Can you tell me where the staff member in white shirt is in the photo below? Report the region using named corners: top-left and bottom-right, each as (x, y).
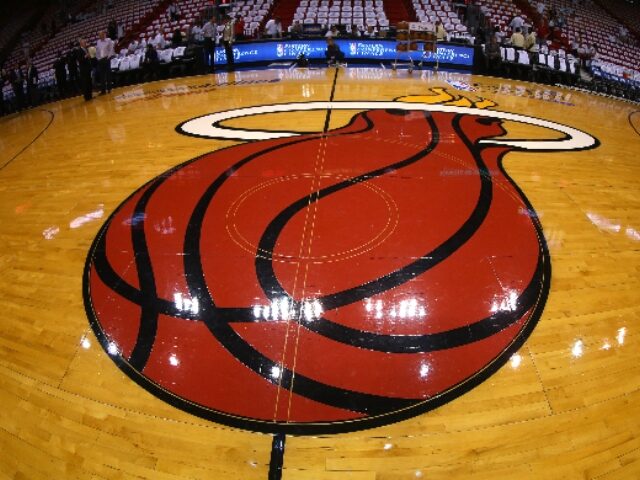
top-left (264, 17), bottom-right (282, 39)
top-left (151, 28), bottom-right (166, 50)
top-left (96, 30), bottom-right (115, 94)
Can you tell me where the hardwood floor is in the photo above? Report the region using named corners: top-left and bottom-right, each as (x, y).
top-left (0, 67), bottom-right (639, 479)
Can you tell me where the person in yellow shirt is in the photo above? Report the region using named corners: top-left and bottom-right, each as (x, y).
top-left (510, 27), bottom-right (525, 48)
top-left (435, 20), bottom-right (447, 41)
top-left (524, 29), bottom-right (537, 51)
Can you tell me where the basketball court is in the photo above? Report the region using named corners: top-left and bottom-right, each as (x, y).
top-left (1, 67), bottom-right (639, 479)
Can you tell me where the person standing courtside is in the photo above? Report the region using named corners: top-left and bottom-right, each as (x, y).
top-left (143, 43), bottom-right (160, 81)
top-left (234, 15), bottom-right (245, 41)
top-left (67, 43), bottom-right (79, 94)
top-left (54, 51), bottom-right (67, 98)
top-left (264, 17), bottom-right (282, 39)
top-left (0, 68), bottom-right (8, 115)
top-left (222, 15), bottom-right (235, 72)
top-left (203, 16), bottom-right (217, 73)
top-left (96, 31), bottom-right (114, 95)
top-left (435, 20), bottom-right (447, 41)
top-left (26, 60), bottom-right (39, 107)
top-left (77, 38), bottom-right (93, 101)
top-left (9, 67), bottom-right (25, 111)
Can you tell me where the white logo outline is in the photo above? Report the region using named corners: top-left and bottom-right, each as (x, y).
top-left (177, 101), bottom-right (598, 152)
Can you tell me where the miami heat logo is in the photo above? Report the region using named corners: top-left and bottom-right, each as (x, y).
top-left (84, 91), bottom-right (598, 436)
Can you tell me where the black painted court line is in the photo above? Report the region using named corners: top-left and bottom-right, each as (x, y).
top-left (323, 66), bottom-right (340, 133)
top-left (0, 109), bottom-right (55, 173)
top-left (267, 67), bottom-right (339, 480)
top-left (268, 433), bottom-right (286, 480)
top-left (628, 111), bottom-right (640, 137)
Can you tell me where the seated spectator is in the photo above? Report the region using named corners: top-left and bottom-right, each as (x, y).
top-left (350, 24), bottom-right (362, 38)
top-left (172, 28), bottom-right (183, 47)
top-left (550, 26), bottom-right (563, 47)
top-left (128, 40), bottom-right (139, 54)
top-left (143, 43), bottom-right (160, 80)
top-left (290, 20), bottom-right (303, 38)
top-left (484, 34), bottom-right (502, 72)
top-left (569, 36), bottom-right (580, 56)
top-left (325, 25), bottom-right (339, 39)
top-left (511, 27), bottom-right (525, 48)
top-left (587, 43), bottom-right (599, 68)
top-left (325, 37), bottom-right (345, 65)
top-left (151, 28), bottom-right (166, 50)
top-left (363, 26), bottom-right (377, 38)
top-left (576, 39), bottom-right (588, 68)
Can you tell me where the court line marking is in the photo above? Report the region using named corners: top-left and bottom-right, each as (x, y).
top-left (628, 111), bottom-right (640, 138)
top-left (0, 109), bottom-right (55, 173)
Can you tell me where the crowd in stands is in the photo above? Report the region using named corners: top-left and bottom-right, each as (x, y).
top-left (450, 0), bottom-right (640, 94)
top-left (1, 0), bottom-right (639, 114)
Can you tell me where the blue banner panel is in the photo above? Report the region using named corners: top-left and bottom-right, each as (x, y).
top-left (214, 40), bottom-right (474, 67)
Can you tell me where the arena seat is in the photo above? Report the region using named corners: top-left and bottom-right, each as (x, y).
top-left (293, 0), bottom-right (390, 31)
top-left (543, 0), bottom-right (640, 77)
top-left (408, 0), bottom-right (470, 39)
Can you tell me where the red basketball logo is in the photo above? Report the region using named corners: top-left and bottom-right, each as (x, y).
top-left (84, 99), bottom-right (598, 434)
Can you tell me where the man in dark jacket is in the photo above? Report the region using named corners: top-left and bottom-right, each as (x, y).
top-left (77, 38), bottom-right (93, 101)
top-left (26, 60), bottom-right (38, 107)
top-left (325, 37), bottom-right (345, 65)
top-left (0, 68), bottom-right (8, 115)
top-left (54, 51), bottom-right (67, 98)
top-left (9, 67), bottom-right (25, 111)
top-left (108, 20), bottom-right (117, 41)
top-left (67, 43), bottom-right (79, 94)
top-left (143, 43), bottom-right (160, 80)
top-left (466, 0), bottom-right (481, 35)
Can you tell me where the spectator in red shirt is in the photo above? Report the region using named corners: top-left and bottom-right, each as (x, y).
top-left (234, 15), bottom-right (245, 40)
top-left (537, 16), bottom-right (549, 43)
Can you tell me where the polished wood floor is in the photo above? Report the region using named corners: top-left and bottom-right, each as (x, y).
top-left (1, 68), bottom-right (639, 479)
